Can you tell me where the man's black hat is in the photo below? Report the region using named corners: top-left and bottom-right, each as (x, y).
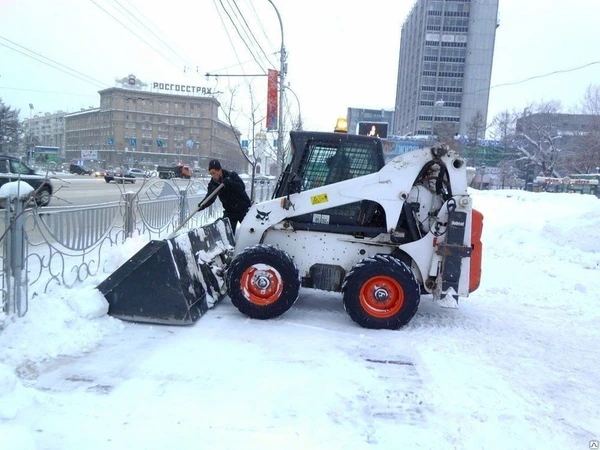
top-left (208, 159), bottom-right (221, 171)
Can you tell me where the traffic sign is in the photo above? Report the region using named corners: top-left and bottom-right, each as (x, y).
top-left (157, 140), bottom-right (164, 148)
top-left (130, 138), bottom-right (137, 148)
top-left (108, 137), bottom-right (114, 145)
top-left (186, 139), bottom-right (194, 149)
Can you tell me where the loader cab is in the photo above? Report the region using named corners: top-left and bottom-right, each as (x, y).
top-left (275, 131), bottom-right (387, 235)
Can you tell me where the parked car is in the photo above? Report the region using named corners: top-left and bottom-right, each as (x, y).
top-left (126, 168), bottom-right (150, 178)
top-left (69, 164), bottom-right (93, 175)
top-left (0, 155), bottom-right (53, 206)
top-left (104, 169), bottom-right (136, 184)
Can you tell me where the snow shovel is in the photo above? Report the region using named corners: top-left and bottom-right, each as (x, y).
top-left (97, 183), bottom-right (237, 325)
top-left (97, 217), bottom-right (235, 325)
top-left (167, 182), bottom-right (224, 239)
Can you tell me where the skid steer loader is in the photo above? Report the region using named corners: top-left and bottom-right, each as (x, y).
top-left (98, 129), bottom-right (483, 330)
top-left (225, 131), bottom-right (483, 329)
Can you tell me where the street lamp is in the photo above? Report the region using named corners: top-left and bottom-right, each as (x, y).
top-left (28, 103), bottom-right (34, 166)
top-left (284, 85), bottom-right (302, 131)
top-left (267, 0), bottom-right (287, 169)
top-left (479, 164), bottom-right (486, 190)
top-left (432, 99), bottom-right (444, 136)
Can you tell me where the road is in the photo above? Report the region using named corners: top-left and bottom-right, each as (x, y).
top-left (47, 174), bottom-right (207, 207)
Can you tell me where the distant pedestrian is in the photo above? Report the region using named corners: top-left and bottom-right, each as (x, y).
top-left (198, 159), bottom-right (251, 234)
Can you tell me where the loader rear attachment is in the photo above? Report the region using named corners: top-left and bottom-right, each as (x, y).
top-left (97, 218), bottom-right (234, 325)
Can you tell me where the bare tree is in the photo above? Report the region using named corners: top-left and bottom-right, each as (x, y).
top-left (488, 109), bottom-right (520, 185)
top-left (467, 110), bottom-right (486, 142)
top-left (490, 109), bottom-right (516, 149)
top-left (581, 84), bottom-right (600, 115)
top-left (218, 83), bottom-right (265, 201)
top-left (566, 84), bottom-right (600, 174)
top-left (514, 100), bottom-right (564, 177)
top-left (0, 98), bottom-right (22, 156)
top-left (433, 122), bottom-right (459, 150)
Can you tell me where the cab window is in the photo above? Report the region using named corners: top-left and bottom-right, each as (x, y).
top-left (9, 160), bottom-right (31, 175)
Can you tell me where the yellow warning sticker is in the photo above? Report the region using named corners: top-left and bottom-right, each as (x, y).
top-left (310, 193), bottom-right (329, 205)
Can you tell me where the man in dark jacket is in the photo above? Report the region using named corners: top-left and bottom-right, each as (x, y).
top-left (198, 159), bottom-right (251, 234)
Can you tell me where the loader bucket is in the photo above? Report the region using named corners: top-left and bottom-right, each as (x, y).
top-left (97, 218), bottom-right (235, 325)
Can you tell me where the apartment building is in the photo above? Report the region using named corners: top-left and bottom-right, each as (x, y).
top-left (64, 81), bottom-right (244, 172)
top-left (394, 0), bottom-right (499, 137)
top-left (24, 111), bottom-right (67, 153)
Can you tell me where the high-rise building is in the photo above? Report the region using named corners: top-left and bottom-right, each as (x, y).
top-left (393, 0), bottom-right (499, 137)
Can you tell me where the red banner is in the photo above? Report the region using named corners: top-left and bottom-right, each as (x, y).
top-left (267, 69), bottom-right (278, 131)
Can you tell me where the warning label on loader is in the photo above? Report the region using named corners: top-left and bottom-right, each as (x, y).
top-left (311, 193), bottom-right (329, 205)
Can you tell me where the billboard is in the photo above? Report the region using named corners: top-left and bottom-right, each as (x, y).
top-left (81, 150), bottom-right (98, 160)
top-left (381, 139), bottom-right (423, 162)
top-left (266, 69), bottom-right (278, 131)
top-left (357, 122), bottom-right (389, 139)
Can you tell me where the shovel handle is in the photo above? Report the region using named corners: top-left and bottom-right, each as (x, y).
top-left (170, 182), bottom-right (225, 236)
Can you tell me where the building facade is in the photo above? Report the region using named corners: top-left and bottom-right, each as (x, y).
top-left (64, 86), bottom-right (244, 172)
top-left (24, 111), bottom-right (67, 154)
top-left (393, 0), bottom-right (499, 137)
top-left (516, 113), bottom-right (599, 138)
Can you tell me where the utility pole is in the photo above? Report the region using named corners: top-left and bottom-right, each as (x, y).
top-left (28, 103), bottom-right (34, 166)
top-left (267, 0), bottom-right (287, 171)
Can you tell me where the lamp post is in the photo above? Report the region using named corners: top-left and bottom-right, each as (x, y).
top-left (479, 164), bottom-right (486, 190)
top-left (267, 0), bottom-right (287, 170)
top-left (284, 85), bottom-right (302, 131)
top-left (432, 99), bottom-right (444, 136)
top-left (28, 103), bottom-right (34, 166)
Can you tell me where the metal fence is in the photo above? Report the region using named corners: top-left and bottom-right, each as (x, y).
top-left (1, 177), bottom-right (275, 319)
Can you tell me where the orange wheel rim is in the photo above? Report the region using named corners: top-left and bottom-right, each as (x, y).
top-left (240, 265), bottom-right (283, 306)
top-left (359, 275), bottom-right (404, 318)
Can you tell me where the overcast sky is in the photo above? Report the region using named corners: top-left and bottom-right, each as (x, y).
top-left (1, 0), bottom-right (600, 138)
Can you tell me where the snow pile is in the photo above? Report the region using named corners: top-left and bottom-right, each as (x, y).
top-left (0, 181), bottom-right (35, 201)
top-left (0, 189), bottom-right (598, 449)
top-left (0, 181), bottom-right (35, 210)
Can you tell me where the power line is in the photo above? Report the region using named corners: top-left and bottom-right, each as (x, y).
top-left (229, 0), bottom-right (276, 69)
top-left (111, 0), bottom-right (191, 68)
top-left (88, 0), bottom-right (183, 73)
top-left (216, 0), bottom-right (266, 74)
top-left (0, 40), bottom-right (105, 88)
top-left (0, 86), bottom-right (97, 97)
top-left (494, 61), bottom-right (600, 89)
top-left (467, 60), bottom-right (600, 97)
top-left (0, 36), bottom-right (106, 87)
top-left (211, 0), bottom-right (248, 78)
top-left (206, 52), bottom-right (278, 75)
top-left (248, 0), bottom-right (275, 51)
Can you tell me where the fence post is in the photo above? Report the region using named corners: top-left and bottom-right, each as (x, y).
top-left (9, 198), bottom-right (28, 316)
top-left (2, 199), bottom-right (13, 316)
top-left (178, 188), bottom-right (187, 227)
top-left (123, 192), bottom-right (136, 239)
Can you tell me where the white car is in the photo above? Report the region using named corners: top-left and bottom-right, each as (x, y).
top-left (126, 168), bottom-right (150, 178)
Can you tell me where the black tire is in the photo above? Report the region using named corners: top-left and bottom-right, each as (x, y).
top-left (35, 186), bottom-right (52, 207)
top-left (226, 245), bottom-right (300, 320)
top-left (342, 254), bottom-right (420, 329)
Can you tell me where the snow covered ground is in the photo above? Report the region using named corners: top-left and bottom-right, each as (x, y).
top-left (0, 189), bottom-right (599, 450)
